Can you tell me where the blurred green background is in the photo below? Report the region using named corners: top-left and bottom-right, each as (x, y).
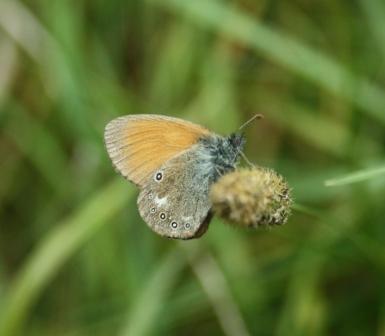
top-left (1, 0), bottom-right (385, 335)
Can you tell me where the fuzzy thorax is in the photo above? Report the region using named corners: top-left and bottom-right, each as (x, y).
top-left (198, 133), bottom-right (245, 181)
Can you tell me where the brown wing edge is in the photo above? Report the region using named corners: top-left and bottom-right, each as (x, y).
top-left (184, 211), bottom-right (213, 240)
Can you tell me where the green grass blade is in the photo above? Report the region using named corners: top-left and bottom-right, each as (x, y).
top-left (0, 179), bottom-right (134, 336)
top-left (360, 0), bottom-right (385, 59)
top-left (0, 39), bottom-right (18, 105)
top-left (149, 0), bottom-right (385, 124)
top-left (180, 242), bottom-right (251, 336)
top-left (4, 104), bottom-right (70, 196)
top-left (119, 248), bottom-right (185, 336)
top-left (325, 164), bottom-right (385, 187)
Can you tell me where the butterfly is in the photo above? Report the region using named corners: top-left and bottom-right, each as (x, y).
top-left (104, 114), bottom-right (245, 239)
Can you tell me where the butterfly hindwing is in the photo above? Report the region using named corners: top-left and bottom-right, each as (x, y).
top-left (104, 114), bottom-right (210, 187)
top-left (137, 146), bottom-right (212, 239)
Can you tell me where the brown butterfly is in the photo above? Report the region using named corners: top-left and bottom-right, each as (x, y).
top-left (104, 114), bottom-right (245, 239)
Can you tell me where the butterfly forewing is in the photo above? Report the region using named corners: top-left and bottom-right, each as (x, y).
top-left (104, 115), bottom-right (210, 187)
top-left (137, 147), bottom-right (212, 239)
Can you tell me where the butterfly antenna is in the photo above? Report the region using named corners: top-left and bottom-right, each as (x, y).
top-left (240, 151), bottom-right (255, 168)
top-left (239, 114), bottom-right (264, 131)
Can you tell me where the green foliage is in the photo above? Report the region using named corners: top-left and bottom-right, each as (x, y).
top-left (1, 0), bottom-right (385, 335)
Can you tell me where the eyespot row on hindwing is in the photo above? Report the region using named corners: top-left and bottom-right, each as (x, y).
top-left (147, 204), bottom-right (191, 231)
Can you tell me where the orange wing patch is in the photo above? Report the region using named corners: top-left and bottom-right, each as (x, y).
top-left (104, 114), bottom-right (210, 187)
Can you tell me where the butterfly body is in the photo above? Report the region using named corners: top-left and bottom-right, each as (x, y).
top-left (104, 114), bottom-right (244, 239)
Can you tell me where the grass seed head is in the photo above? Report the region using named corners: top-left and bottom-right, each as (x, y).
top-left (210, 167), bottom-right (292, 228)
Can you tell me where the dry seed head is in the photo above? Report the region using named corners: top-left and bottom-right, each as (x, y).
top-left (210, 167), bottom-right (292, 228)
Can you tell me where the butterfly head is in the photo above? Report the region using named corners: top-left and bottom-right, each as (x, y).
top-left (228, 132), bottom-right (245, 152)
top-left (224, 132), bottom-right (246, 167)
